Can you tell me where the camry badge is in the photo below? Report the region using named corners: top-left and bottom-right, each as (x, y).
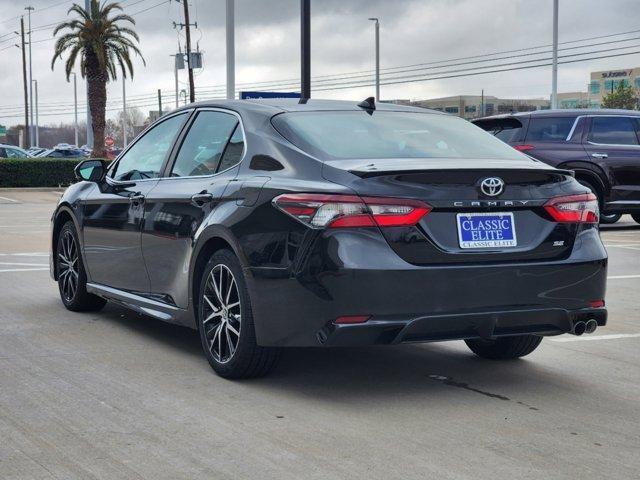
top-left (480, 177), bottom-right (505, 196)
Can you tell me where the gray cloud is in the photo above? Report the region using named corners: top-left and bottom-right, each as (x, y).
top-left (1, 0), bottom-right (640, 126)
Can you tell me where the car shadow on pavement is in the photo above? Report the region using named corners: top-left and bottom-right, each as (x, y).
top-left (96, 304), bottom-right (575, 405)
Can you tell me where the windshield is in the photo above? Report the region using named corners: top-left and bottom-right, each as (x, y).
top-left (272, 111), bottom-right (523, 161)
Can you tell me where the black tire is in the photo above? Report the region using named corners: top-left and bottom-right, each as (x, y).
top-left (599, 213), bottom-right (622, 224)
top-left (631, 213), bottom-right (640, 224)
top-left (197, 249), bottom-right (281, 379)
top-left (465, 335), bottom-right (543, 360)
top-left (576, 179), bottom-right (620, 224)
top-left (56, 221), bottom-right (107, 312)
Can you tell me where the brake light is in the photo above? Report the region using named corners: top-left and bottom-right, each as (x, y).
top-left (514, 144), bottom-right (535, 152)
top-left (273, 193), bottom-right (432, 228)
top-left (544, 193), bottom-right (599, 223)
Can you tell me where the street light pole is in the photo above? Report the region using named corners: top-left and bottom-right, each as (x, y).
top-left (25, 6), bottom-right (34, 146)
top-left (172, 54), bottom-right (179, 108)
top-left (226, 0), bottom-right (235, 100)
top-left (122, 77), bottom-right (127, 147)
top-left (368, 17), bottom-right (380, 101)
top-left (551, 0), bottom-right (559, 109)
top-left (33, 79), bottom-right (39, 147)
top-left (71, 73), bottom-right (78, 147)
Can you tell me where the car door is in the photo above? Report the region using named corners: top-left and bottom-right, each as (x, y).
top-left (81, 111), bottom-right (190, 292)
top-left (583, 115), bottom-right (640, 204)
top-left (141, 109), bottom-right (246, 308)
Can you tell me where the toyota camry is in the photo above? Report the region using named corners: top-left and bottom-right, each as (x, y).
top-left (50, 98), bottom-right (608, 378)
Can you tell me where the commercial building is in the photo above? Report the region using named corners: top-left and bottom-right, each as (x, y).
top-left (386, 95), bottom-right (550, 119)
top-left (557, 67), bottom-right (640, 109)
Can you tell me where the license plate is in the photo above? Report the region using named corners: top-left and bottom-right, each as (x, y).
top-left (456, 212), bottom-right (517, 249)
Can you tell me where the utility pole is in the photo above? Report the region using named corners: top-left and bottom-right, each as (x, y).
top-left (85, 0), bottom-right (93, 150)
top-left (20, 17), bottom-right (29, 149)
top-left (368, 18), bottom-right (380, 101)
top-left (33, 79), bottom-right (39, 147)
top-left (551, 0), bottom-right (559, 109)
top-left (25, 6), bottom-right (34, 146)
top-left (71, 72), bottom-right (78, 146)
top-left (180, 0), bottom-right (195, 103)
top-left (158, 89), bottom-right (163, 116)
top-left (122, 78), bottom-right (127, 147)
top-left (481, 89), bottom-right (485, 117)
top-left (226, 0), bottom-right (235, 100)
top-left (300, 0), bottom-right (311, 99)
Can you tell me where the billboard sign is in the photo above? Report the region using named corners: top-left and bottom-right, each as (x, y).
top-left (240, 91), bottom-right (301, 100)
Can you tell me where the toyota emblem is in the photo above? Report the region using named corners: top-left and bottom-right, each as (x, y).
top-left (480, 177), bottom-right (505, 196)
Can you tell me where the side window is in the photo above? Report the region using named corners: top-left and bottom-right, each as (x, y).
top-left (170, 111), bottom-right (239, 177)
top-left (218, 124), bottom-right (245, 171)
top-left (525, 117), bottom-right (576, 142)
top-left (5, 148), bottom-right (22, 158)
top-left (589, 117), bottom-right (639, 146)
top-left (111, 113), bottom-right (188, 181)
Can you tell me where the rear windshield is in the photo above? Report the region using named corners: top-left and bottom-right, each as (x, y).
top-left (272, 111), bottom-right (523, 161)
top-left (473, 117), bottom-right (524, 143)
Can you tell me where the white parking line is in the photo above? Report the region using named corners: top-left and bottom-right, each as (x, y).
top-left (0, 196), bottom-right (18, 203)
top-left (0, 262), bottom-right (49, 267)
top-left (0, 268), bottom-right (49, 273)
top-left (552, 333), bottom-right (640, 343)
top-left (608, 275), bottom-right (640, 279)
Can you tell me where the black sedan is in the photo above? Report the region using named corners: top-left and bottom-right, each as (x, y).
top-left (51, 99), bottom-right (607, 378)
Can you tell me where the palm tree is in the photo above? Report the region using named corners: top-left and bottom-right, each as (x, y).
top-left (52, 1), bottom-right (144, 157)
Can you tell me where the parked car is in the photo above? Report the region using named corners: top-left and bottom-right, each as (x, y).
top-left (0, 144), bottom-right (32, 158)
top-left (473, 109), bottom-right (640, 224)
top-left (26, 147), bottom-right (46, 157)
top-left (51, 99), bottom-right (607, 379)
top-left (36, 147), bottom-right (86, 158)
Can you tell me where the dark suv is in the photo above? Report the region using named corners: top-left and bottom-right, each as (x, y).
top-left (473, 109), bottom-right (640, 224)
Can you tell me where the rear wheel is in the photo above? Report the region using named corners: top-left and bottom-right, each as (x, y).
top-left (197, 249), bottom-right (281, 379)
top-left (56, 221), bottom-right (107, 312)
top-left (631, 213), bottom-right (640, 224)
top-left (465, 335), bottom-right (543, 360)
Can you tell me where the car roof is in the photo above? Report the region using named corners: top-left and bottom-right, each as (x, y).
top-left (169, 98), bottom-right (444, 116)
top-left (475, 108), bottom-right (640, 122)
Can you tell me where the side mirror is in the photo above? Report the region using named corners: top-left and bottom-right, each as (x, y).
top-left (75, 159), bottom-right (106, 183)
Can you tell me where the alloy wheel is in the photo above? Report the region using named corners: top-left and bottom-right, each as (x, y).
top-left (58, 230), bottom-right (79, 302)
top-left (202, 264), bottom-right (241, 364)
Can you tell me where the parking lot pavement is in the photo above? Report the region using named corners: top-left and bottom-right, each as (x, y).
top-left (0, 189), bottom-right (639, 480)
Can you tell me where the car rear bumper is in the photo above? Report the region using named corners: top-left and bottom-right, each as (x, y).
top-left (247, 228), bottom-right (608, 347)
top-left (319, 307), bottom-right (607, 346)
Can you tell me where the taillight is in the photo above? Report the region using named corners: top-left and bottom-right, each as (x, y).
top-left (544, 193), bottom-right (599, 223)
top-left (273, 193), bottom-right (432, 229)
top-left (514, 144), bottom-right (535, 152)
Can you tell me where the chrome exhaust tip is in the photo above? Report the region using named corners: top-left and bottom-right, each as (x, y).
top-left (585, 319), bottom-right (598, 334)
top-left (573, 321), bottom-right (587, 336)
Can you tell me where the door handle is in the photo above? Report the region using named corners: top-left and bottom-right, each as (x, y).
top-left (129, 193), bottom-right (145, 205)
top-left (591, 153), bottom-right (608, 159)
top-left (191, 193), bottom-right (214, 207)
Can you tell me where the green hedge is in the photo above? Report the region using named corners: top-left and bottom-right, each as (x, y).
top-left (0, 158), bottom-right (108, 188)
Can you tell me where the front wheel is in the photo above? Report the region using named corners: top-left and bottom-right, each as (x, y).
top-left (56, 221), bottom-right (107, 312)
top-left (197, 249), bottom-right (281, 379)
top-left (465, 335), bottom-right (543, 360)
top-left (631, 213), bottom-right (640, 224)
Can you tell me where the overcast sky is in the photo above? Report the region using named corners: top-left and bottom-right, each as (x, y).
top-left (1, 0), bottom-right (640, 127)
